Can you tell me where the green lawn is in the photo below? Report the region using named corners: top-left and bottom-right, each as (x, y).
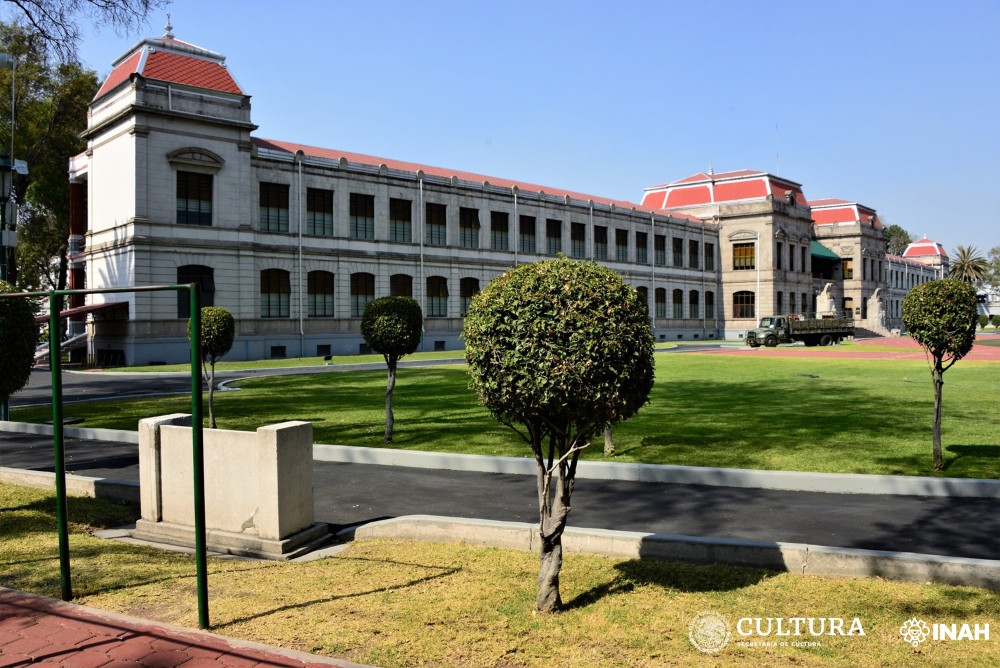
top-left (98, 349), bottom-right (466, 372)
top-left (13, 353), bottom-right (999, 478)
top-left (2, 483), bottom-right (997, 668)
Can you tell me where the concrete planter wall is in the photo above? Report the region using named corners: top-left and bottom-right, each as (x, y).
top-left (134, 414), bottom-right (329, 559)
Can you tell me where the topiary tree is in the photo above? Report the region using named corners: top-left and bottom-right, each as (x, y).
top-left (992, 314), bottom-right (1000, 329)
top-left (979, 314), bottom-right (990, 330)
top-left (0, 281), bottom-right (38, 421)
top-left (361, 296), bottom-right (423, 443)
top-left (463, 258), bottom-right (654, 612)
top-left (199, 306), bottom-right (235, 428)
top-left (902, 278), bottom-right (978, 471)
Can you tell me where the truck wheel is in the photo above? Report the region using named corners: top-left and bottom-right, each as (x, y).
top-left (749, 341), bottom-right (760, 348)
top-left (820, 335), bottom-right (832, 346)
top-left (764, 335), bottom-right (778, 348)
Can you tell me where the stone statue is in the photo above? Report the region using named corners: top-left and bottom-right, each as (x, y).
top-left (817, 283), bottom-right (836, 316)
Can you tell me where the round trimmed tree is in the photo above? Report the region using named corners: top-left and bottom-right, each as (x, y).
top-left (463, 258), bottom-right (654, 612)
top-left (199, 306), bottom-right (235, 428)
top-left (361, 296), bottom-right (423, 443)
top-left (902, 278), bottom-right (978, 471)
top-left (0, 281), bottom-right (38, 421)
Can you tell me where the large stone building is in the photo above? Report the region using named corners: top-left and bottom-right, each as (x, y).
top-left (65, 29), bottom-right (942, 365)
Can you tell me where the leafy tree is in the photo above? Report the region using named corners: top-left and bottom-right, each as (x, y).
top-left (883, 224), bottom-right (913, 256)
top-left (0, 23), bottom-right (98, 292)
top-left (978, 315), bottom-right (989, 330)
top-left (0, 279), bottom-right (37, 420)
top-left (993, 314), bottom-right (1000, 329)
top-left (361, 296), bottom-right (423, 443)
top-left (949, 245), bottom-right (989, 286)
top-left (987, 245), bottom-right (1000, 289)
top-left (463, 258), bottom-right (654, 612)
top-left (902, 279), bottom-right (977, 471)
top-left (2, 0), bottom-right (166, 61)
top-left (198, 306), bottom-right (234, 429)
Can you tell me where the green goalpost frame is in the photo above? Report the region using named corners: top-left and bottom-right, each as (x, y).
top-left (2, 283), bottom-right (210, 628)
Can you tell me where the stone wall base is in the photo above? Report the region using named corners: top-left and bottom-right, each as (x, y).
top-left (133, 518), bottom-right (331, 560)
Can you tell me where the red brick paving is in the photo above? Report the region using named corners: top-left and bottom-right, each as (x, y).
top-left (0, 588), bottom-right (368, 668)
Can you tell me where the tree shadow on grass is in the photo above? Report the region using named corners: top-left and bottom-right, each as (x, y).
top-left (943, 444), bottom-right (999, 472)
top-left (563, 559), bottom-right (777, 610)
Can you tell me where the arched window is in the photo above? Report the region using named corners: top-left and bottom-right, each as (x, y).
top-left (390, 273), bottom-right (412, 297)
top-left (636, 286), bottom-right (649, 315)
top-left (655, 288), bottom-right (666, 318)
top-left (260, 269), bottom-right (290, 318)
top-left (789, 292), bottom-right (796, 315)
top-left (177, 265), bottom-right (214, 318)
top-left (307, 271), bottom-right (335, 317)
top-left (672, 288), bottom-right (684, 319)
top-left (689, 290), bottom-right (699, 319)
top-left (426, 276), bottom-right (448, 317)
top-left (350, 272), bottom-right (375, 317)
top-left (460, 277), bottom-right (480, 316)
top-left (776, 291), bottom-right (784, 314)
top-left (705, 291), bottom-right (715, 319)
top-left (733, 291), bottom-right (755, 319)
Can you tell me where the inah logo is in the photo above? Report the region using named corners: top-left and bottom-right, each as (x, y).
top-left (900, 618), bottom-right (931, 647)
top-left (689, 610), bottom-right (731, 654)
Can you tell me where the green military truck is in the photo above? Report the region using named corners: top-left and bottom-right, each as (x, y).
top-left (745, 315), bottom-right (854, 348)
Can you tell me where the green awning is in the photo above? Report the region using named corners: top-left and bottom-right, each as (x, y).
top-left (810, 240), bottom-right (841, 260)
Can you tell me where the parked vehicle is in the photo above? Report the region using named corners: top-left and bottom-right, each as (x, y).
top-left (745, 315), bottom-right (854, 348)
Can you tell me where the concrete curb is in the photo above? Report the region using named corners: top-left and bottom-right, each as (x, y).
top-left (2, 420), bottom-right (997, 498)
top-left (339, 515), bottom-right (1000, 591)
top-left (310, 443), bottom-right (1000, 499)
top-left (0, 466), bottom-right (139, 504)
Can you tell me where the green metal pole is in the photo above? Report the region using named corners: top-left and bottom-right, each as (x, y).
top-left (189, 284), bottom-right (209, 628)
top-left (49, 294), bottom-right (71, 601)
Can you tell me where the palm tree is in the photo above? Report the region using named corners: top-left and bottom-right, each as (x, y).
top-left (949, 245), bottom-right (989, 285)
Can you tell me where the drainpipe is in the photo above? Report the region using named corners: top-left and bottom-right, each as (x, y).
top-left (296, 151), bottom-right (304, 357)
top-left (649, 213), bottom-right (655, 331)
top-left (512, 186), bottom-right (519, 266)
top-left (418, 172), bottom-right (425, 351)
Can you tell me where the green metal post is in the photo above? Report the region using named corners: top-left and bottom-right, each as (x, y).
top-left (189, 284), bottom-right (209, 628)
top-left (49, 294), bottom-right (72, 600)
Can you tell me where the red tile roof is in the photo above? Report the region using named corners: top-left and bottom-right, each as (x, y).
top-left (253, 137), bottom-right (704, 223)
top-left (902, 237), bottom-right (948, 258)
top-left (810, 198), bottom-right (883, 228)
top-left (94, 36), bottom-right (243, 101)
top-left (642, 170), bottom-right (807, 210)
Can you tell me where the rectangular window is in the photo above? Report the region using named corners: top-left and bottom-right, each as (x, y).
top-left (636, 232), bottom-right (648, 264)
top-left (843, 258), bottom-right (854, 279)
top-left (733, 291), bottom-right (755, 319)
top-left (654, 235), bottom-right (666, 265)
top-left (490, 211), bottom-right (509, 251)
top-left (176, 171), bottom-right (212, 226)
top-left (259, 182), bottom-right (290, 232)
top-left (688, 240), bottom-right (699, 269)
top-left (389, 198), bottom-right (412, 243)
top-left (571, 222), bottom-right (586, 258)
top-left (673, 289), bottom-right (684, 319)
top-left (350, 273), bottom-right (375, 318)
top-left (306, 188), bottom-right (334, 236)
top-left (776, 242), bottom-right (783, 270)
top-left (689, 291), bottom-right (699, 319)
top-left (307, 271), bottom-right (335, 317)
top-left (349, 193), bottom-right (375, 239)
top-left (426, 276), bottom-right (448, 317)
top-left (776, 291), bottom-right (783, 313)
top-left (594, 226), bottom-right (608, 260)
top-left (733, 242), bottom-right (755, 270)
top-left (704, 242), bottom-right (715, 271)
top-left (705, 291), bottom-right (715, 319)
top-left (616, 229), bottom-right (629, 262)
top-left (261, 269), bottom-right (291, 318)
top-left (426, 202), bottom-right (447, 246)
top-left (459, 207), bottom-right (480, 248)
top-left (789, 244), bottom-right (795, 272)
top-left (672, 238), bottom-right (684, 267)
top-left (546, 219), bottom-right (562, 255)
top-left (655, 289), bottom-right (666, 318)
top-left (801, 247), bottom-right (807, 274)
top-left (519, 216), bottom-right (536, 253)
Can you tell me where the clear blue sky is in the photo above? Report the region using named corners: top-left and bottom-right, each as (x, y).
top-left (75, 0), bottom-right (999, 255)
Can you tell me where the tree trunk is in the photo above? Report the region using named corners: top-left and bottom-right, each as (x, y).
top-left (208, 360), bottom-right (217, 429)
top-left (932, 358), bottom-right (943, 471)
top-left (384, 358), bottom-right (396, 443)
top-left (535, 445), bottom-right (573, 612)
top-left (603, 426), bottom-right (614, 456)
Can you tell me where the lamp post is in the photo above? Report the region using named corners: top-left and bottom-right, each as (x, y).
top-left (0, 152), bottom-right (11, 283)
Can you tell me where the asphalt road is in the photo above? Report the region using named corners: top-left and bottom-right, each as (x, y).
top-left (2, 432), bottom-right (997, 561)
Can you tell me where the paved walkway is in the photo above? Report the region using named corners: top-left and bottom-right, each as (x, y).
top-left (0, 587), bottom-right (366, 668)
